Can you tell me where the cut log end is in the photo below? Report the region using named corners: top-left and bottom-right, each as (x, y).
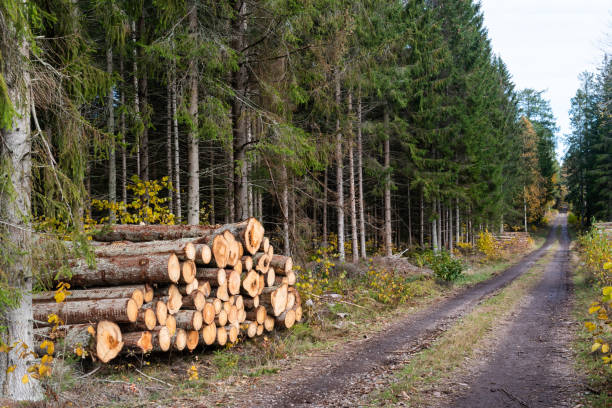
top-left (203, 302), bottom-right (216, 325)
top-left (168, 254), bottom-right (181, 283)
top-left (153, 326), bottom-right (171, 352)
top-left (182, 260), bottom-right (196, 284)
top-left (96, 321), bottom-right (123, 363)
top-left (156, 301), bottom-right (168, 326)
top-left (127, 298), bottom-right (139, 323)
top-left (212, 235), bottom-right (229, 269)
top-left (244, 218), bottom-right (265, 255)
top-left (202, 323), bottom-right (216, 345)
top-left (131, 289), bottom-right (144, 308)
top-left (228, 270), bottom-right (241, 295)
top-left (174, 328), bottom-right (187, 351)
top-left (165, 314), bottom-right (176, 336)
top-left (123, 331), bottom-right (153, 353)
top-left (200, 244), bottom-right (212, 264)
top-left (264, 315), bottom-right (275, 332)
top-left (216, 326), bottom-right (227, 346)
top-left (186, 330), bottom-right (199, 351)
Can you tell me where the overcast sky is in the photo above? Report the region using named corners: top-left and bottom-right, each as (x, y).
top-left (479, 0), bottom-right (611, 159)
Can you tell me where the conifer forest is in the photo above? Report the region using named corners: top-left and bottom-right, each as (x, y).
top-left (0, 0), bottom-right (610, 405)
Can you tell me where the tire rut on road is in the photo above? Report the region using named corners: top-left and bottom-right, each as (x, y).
top-left (446, 215), bottom-right (579, 408)
top-left (241, 223), bottom-right (561, 407)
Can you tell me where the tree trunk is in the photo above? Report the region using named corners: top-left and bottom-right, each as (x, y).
top-left (210, 142), bottom-right (215, 225)
top-left (335, 72), bottom-right (345, 262)
top-left (0, 30), bottom-right (43, 399)
top-left (449, 202), bottom-right (453, 252)
top-left (107, 46), bottom-right (116, 222)
top-left (323, 168), bottom-right (328, 247)
top-left (131, 20), bottom-right (141, 178)
top-left (348, 90), bottom-right (359, 263)
top-left (432, 201), bottom-right (439, 253)
top-left (456, 199), bottom-right (460, 244)
top-left (357, 86), bottom-right (366, 258)
top-left (281, 163), bottom-right (290, 255)
top-left (524, 192), bottom-right (528, 232)
top-left (407, 182), bottom-right (412, 247)
top-left (187, 2), bottom-right (199, 225)
top-left (166, 79), bottom-right (173, 214)
top-left (437, 198), bottom-right (442, 251)
top-left (120, 53), bottom-right (127, 204)
top-left (384, 107), bottom-right (392, 257)
top-left (172, 63), bottom-right (182, 221)
top-left (232, 0), bottom-right (249, 221)
top-left (420, 189), bottom-right (424, 247)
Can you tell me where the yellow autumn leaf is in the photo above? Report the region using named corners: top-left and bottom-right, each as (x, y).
top-left (87, 326), bottom-right (95, 336)
top-left (603, 262), bottom-right (612, 270)
top-left (75, 346), bottom-right (83, 357)
top-left (589, 305), bottom-right (601, 314)
top-left (585, 322), bottom-right (596, 332)
top-left (603, 286), bottom-right (612, 296)
top-left (54, 291), bottom-right (66, 303)
top-left (6, 365), bottom-right (15, 374)
top-left (47, 314), bottom-right (59, 324)
top-left (21, 374), bottom-right (29, 384)
top-left (592, 342), bottom-right (602, 352)
top-left (602, 344), bottom-right (610, 353)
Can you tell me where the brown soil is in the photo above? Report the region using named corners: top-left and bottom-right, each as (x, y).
top-left (216, 222), bottom-right (561, 407)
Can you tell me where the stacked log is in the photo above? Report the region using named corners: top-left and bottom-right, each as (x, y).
top-left (33, 218), bottom-right (302, 363)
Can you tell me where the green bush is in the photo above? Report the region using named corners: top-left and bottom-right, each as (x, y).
top-left (419, 250), bottom-right (465, 281)
top-left (567, 212), bottom-right (579, 226)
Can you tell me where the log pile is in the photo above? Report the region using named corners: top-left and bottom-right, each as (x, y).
top-left (493, 231), bottom-right (532, 253)
top-left (33, 218), bottom-right (302, 363)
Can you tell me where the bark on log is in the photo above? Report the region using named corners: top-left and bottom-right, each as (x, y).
top-left (215, 309), bottom-right (228, 327)
top-left (246, 306), bottom-right (266, 324)
top-left (122, 331), bottom-right (153, 353)
top-left (196, 268), bottom-right (226, 286)
top-left (260, 284), bottom-right (288, 316)
top-left (33, 285), bottom-right (151, 304)
top-left (275, 309), bottom-right (296, 329)
top-left (76, 238), bottom-right (196, 258)
top-left (243, 296), bottom-right (259, 309)
top-left (92, 225), bottom-right (219, 242)
top-left (181, 290), bottom-right (206, 311)
top-left (34, 298), bottom-right (138, 325)
top-left (252, 252), bottom-right (270, 273)
top-left (173, 310), bottom-right (203, 331)
top-left (270, 255), bottom-right (292, 275)
top-left (151, 326), bottom-right (171, 352)
top-left (58, 253), bottom-right (180, 287)
top-left (241, 256), bottom-right (253, 271)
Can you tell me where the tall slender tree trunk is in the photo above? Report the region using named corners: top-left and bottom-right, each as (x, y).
top-left (120, 54), bottom-right (127, 204)
top-left (247, 120), bottom-right (253, 217)
top-left (357, 86), bottom-right (366, 258)
top-left (524, 193), bottom-right (528, 232)
top-left (323, 168), bottom-right (328, 247)
top-left (166, 80), bottom-right (173, 215)
top-left (420, 189), bottom-right (424, 247)
top-left (437, 198), bottom-right (442, 251)
top-left (187, 2), bottom-right (199, 225)
top-left (432, 202), bottom-right (438, 253)
top-left (107, 46), bottom-right (116, 222)
top-left (281, 164), bottom-right (290, 255)
top-left (407, 183), bottom-right (412, 247)
top-left (348, 90), bottom-right (359, 263)
top-left (210, 143), bottom-right (215, 225)
top-left (449, 202), bottom-right (453, 252)
top-left (456, 199), bottom-right (460, 244)
top-left (171, 63), bottom-right (181, 221)
top-left (383, 107), bottom-right (392, 257)
top-left (335, 72), bottom-right (345, 261)
top-left (138, 15), bottom-right (149, 181)
top-left (231, 0), bottom-right (249, 221)
top-left (0, 32), bottom-right (43, 400)
top-left (131, 20), bottom-right (141, 178)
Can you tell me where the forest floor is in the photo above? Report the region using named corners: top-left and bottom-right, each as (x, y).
top-left (33, 217), bottom-right (597, 408)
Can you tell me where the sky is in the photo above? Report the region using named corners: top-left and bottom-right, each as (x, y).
top-left (479, 0), bottom-right (611, 160)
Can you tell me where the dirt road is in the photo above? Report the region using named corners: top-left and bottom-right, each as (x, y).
top-left (237, 221), bottom-right (564, 407)
top-left (447, 215), bottom-right (579, 408)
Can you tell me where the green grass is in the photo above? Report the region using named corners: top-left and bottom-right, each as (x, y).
top-left (572, 264), bottom-right (612, 408)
